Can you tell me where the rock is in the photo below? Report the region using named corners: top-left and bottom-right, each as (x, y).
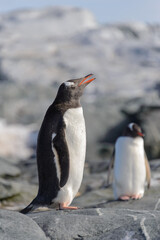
top-left (73, 188), bottom-right (113, 208)
top-left (0, 209), bottom-right (47, 240)
top-left (0, 158), bottom-right (38, 208)
top-left (101, 99), bottom-right (160, 159)
top-left (29, 208), bottom-right (160, 240)
top-left (0, 157), bottom-right (20, 177)
top-left (1, 161), bottom-right (160, 240)
top-left (0, 156), bottom-right (38, 207)
top-left (3, 181), bottom-right (37, 211)
top-left (122, 102), bottom-right (160, 159)
top-left (0, 178), bottom-right (22, 200)
top-left (75, 185), bottom-right (160, 211)
top-left (78, 172), bottom-right (108, 195)
top-left (1, 206), bottom-right (160, 240)
top-left (0, 119), bottom-right (35, 162)
top-left (18, 157), bottom-right (38, 185)
top-left (0, 155), bottom-right (38, 207)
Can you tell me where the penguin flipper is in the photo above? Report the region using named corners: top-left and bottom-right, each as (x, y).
top-left (106, 149), bottom-right (115, 186)
top-left (52, 129), bottom-right (70, 188)
top-left (144, 152), bottom-right (151, 189)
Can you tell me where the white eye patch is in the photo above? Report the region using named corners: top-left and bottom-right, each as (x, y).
top-left (128, 123), bottom-right (134, 131)
top-left (64, 82), bottom-right (74, 87)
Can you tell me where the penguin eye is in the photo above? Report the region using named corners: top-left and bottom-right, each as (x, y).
top-left (71, 85), bottom-right (76, 89)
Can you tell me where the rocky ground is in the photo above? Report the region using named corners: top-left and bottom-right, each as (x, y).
top-left (0, 6), bottom-right (160, 240)
top-left (1, 154), bottom-right (160, 240)
top-left (1, 181), bottom-right (160, 240)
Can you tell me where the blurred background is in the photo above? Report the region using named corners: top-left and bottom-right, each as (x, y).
top-left (0, 0), bottom-right (160, 210)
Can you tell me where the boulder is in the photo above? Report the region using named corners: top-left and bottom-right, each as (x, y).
top-left (0, 209), bottom-right (47, 240)
top-left (2, 207), bottom-right (160, 240)
top-left (29, 208), bottom-right (160, 240)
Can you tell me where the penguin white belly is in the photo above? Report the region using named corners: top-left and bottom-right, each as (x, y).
top-left (55, 107), bottom-right (86, 205)
top-left (113, 137), bottom-right (146, 199)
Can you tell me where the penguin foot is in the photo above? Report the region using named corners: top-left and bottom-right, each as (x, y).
top-left (119, 195), bottom-right (130, 201)
top-left (59, 203), bottom-right (78, 210)
top-left (131, 194), bottom-right (142, 200)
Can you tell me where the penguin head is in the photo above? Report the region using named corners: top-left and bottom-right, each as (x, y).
top-left (123, 123), bottom-right (144, 138)
top-left (54, 74), bottom-right (95, 104)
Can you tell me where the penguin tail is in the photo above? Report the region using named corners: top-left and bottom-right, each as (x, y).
top-left (20, 198), bottom-right (40, 214)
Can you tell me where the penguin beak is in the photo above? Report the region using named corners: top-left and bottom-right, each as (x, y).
top-left (79, 74), bottom-right (95, 86)
top-left (137, 132), bottom-right (144, 137)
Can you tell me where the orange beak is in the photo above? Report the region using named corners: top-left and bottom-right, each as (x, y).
top-left (137, 132), bottom-right (144, 137)
top-left (79, 74), bottom-right (95, 86)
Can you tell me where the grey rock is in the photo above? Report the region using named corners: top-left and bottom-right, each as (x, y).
top-left (150, 159), bottom-right (160, 171)
top-left (123, 102), bottom-right (160, 159)
top-left (101, 100), bottom-right (160, 159)
top-left (0, 178), bottom-right (21, 200)
top-left (78, 186), bottom-right (160, 211)
top-left (0, 157), bottom-right (20, 178)
top-left (29, 208), bottom-right (160, 240)
top-left (3, 181), bottom-right (37, 210)
top-left (0, 157), bottom-right (37, 206)
top-left (73, 188), bottom-right (113, 208)
top-left (2, 162), bottom-right (160, 240)
top-left (0, 209), bottom-right (47, 240)
top-left (0, 157), bottom-right (37, 205)
top-left (78, 172), bottom-right (108, 195)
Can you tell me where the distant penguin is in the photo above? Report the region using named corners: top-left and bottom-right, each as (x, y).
top-left (20, 74), bottom-right (95, 213)
top-left (107, 123), bottom-right (151, 200)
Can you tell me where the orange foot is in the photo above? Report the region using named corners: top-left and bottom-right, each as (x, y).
top-left (119, 195), bottom-right (130, 201)
top-left (131, 194), bottom-right (142, 200)
top-left (59, 203), bottom-right (78, 210)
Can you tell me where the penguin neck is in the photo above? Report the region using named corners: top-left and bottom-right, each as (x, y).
top-left (53, 98), bottom-right (81, 109)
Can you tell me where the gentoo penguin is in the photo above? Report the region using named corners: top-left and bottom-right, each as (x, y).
top-left (20, 74), bottom-right (95, 214)
top-left (107, 123), bottom-right (151, 200)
